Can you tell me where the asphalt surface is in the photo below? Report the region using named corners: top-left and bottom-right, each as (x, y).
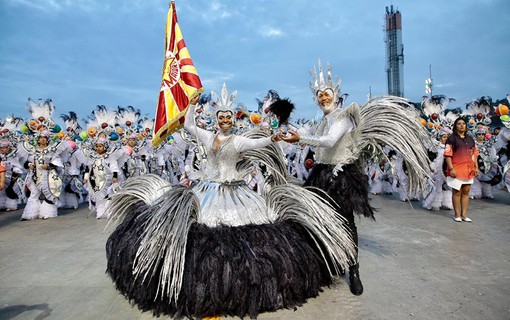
top-left (1, 190), bottom-right (509, 320)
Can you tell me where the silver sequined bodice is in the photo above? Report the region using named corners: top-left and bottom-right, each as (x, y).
top-left (312, 107), bottom-right (358, 166)
top-left (201, 136), bottom-right (243, 182)
top-left (192, 135), bottom-right (274, 227)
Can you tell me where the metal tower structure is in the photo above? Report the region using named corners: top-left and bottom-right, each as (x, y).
top-left (385, 5), bottom-right (404, 97)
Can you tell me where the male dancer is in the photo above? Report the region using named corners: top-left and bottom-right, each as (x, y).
top-left (283, 62), bottom-right (370, 295)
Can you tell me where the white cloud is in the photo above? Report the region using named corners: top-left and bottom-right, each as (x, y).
top-left (259, 27), bottom-right (284, 38)
top-left (7, 0), bottom-right (60, 11)
top-left (5, 0), bottom-right (151, 12)
top-left (436, 83), bottom-right (455, 88)
top-left (201, 71), bottom-right (235, 91)
top-left (202, 1), bottom-right (231, 21)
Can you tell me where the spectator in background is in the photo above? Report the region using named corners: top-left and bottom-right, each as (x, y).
top-left (444, 118), bottom-right (479, 222)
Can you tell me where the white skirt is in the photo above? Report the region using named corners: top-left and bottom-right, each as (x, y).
top-left (446, 177), bottom-right (474, 191)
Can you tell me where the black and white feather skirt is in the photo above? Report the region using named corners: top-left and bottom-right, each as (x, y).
top-left (105, 175), bottom-right (356, 319)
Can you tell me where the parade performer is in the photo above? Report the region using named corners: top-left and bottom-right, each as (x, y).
top-left (470, 127), bottom-right (498, 199)
top-left (418, 95), bottom-right (457, 211)
top-left (392, 151), bottom-right (422, 201)
top-left (369, 156), bottom-right (394, 195)
top-left (58, 112), bottom-right (83, 209)
top-left (282, 60), bottom-right (431, 295)
top-left (464, 98), bottom-right (500, 199)
top-left (117, 106), bottom-right (148, 179)
top-left (138, 117), bottom-right (171, 180)
top-left (75, 106), bottom-right (127, 219)
top-left (58, 141), bottom-right (82, 209)
top-left (494, 101), bottom-right (510, 192)
top-left (0, 116), bottom-right (26, 211)
top-left (19, 98), bottom-right (69, 220)
top-left (422, 129), bottom-right (453, 210)
top-left (105, 83), bottom-right (357, 319)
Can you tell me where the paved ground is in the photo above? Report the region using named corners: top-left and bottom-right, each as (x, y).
top-left (1, 190), bottom-right (509, 320)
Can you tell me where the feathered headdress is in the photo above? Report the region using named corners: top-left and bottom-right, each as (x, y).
top-left (84, 105), bottom-right (118, 142)
top-left (138, 117), bottom-right (155, 137)
top-left (117, 106), bottom-right (141, 132)
top-left (420, 95), bottom-right (456, 136)
top-left (25, 98), bottom-right (59, 136)
top-left (266, 98), bottom-right (295, 125)
top-left (256, 89), bottom-right (295, 125)
top-left (1, 115), bottom-right (24, 135)
top-left (257, 89), bottom-right (280, 116)
top-left (465, 96), bottom-right (492, 128)
top-left (0, 115), bottom-right (24, 147)
top-left (442, 108), bottom-right (463, 131)
top-left (60, 111), bottom-right (82, 137)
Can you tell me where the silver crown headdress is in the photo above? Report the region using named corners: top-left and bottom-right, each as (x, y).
top-left (309, 59), bottom-right (342, 105)
top-left (210, 83), bottom-right (238, 115)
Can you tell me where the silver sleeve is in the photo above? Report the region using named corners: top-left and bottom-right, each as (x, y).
top-left (299, 134), bottom-right (324, 147)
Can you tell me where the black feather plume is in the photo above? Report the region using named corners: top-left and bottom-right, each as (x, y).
top-left (268, 98), bottom-right (295, 124)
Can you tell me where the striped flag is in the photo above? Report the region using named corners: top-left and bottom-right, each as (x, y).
top-left (152, 1), bottom-right (203, 147)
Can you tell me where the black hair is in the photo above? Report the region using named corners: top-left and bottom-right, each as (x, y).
top-left (452, 117), bottom-right (467, 135)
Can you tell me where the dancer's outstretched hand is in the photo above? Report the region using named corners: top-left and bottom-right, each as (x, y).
top-left (281, 130), bottom-right (300, 143)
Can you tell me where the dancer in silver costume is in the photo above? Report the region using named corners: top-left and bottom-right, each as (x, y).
top-left (105, 83), bottom-right (356, 319)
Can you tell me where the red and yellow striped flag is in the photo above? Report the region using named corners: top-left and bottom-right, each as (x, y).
top-left (152, 1), bottom-right (203, 147)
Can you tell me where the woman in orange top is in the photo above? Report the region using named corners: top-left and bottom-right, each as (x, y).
top-left (444, 117), bottom-right (479, 222)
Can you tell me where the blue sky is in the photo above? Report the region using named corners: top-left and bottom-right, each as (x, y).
top-left (1, 0), bottom-right (509, 124)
